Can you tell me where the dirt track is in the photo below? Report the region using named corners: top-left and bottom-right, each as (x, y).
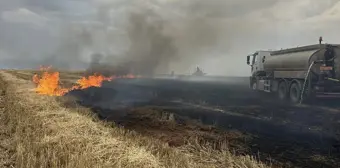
top-left (63, 76), bottom-right (340, 168)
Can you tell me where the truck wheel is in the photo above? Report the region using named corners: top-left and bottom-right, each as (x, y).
top-left (252, 82), bottom-right (257, 90)
top-left (278, 82), bottom-right (288, 100)
top-left (289, 82), bottom-right (301, 104)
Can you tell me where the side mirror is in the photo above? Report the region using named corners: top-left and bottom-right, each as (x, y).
top-left (247, 55), bottom-right (250, 65)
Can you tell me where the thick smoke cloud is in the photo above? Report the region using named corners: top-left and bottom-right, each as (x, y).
top-left (83, 0), bottom-right (242, 76)
top-left (86, 0), bottom-right (275, 75)
top-left (0, 0), bottom-right (340, 75)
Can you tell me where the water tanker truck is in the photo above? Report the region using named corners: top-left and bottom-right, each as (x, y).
top-left (247, 43), bottom-right (340, 103)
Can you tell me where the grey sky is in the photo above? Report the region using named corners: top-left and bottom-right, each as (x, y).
top-left (0, 0), bottom-right (339, 75)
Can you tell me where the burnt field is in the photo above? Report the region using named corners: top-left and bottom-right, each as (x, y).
top-left (63, 76), bottom-right (340, 168)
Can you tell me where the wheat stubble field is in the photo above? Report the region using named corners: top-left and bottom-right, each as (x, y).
top-left (2, 69), bottom-right (340, 168)
top-left (0, 69), bottom-right (268, 168)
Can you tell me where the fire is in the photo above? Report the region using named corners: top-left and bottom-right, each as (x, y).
top-left (121, 74), bottom-right (138, 79)
top-left (32, 71), bottom-right (69, 96)
top-left (32, 74), bottom-right (40, 84)
top-left (32, 66), bottom-right (137, 96)
top-left (73, 74), bottom-right (113, 90)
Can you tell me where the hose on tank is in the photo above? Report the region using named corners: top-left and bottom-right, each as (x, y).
top-left (299, 61), bottom-right (315, 104)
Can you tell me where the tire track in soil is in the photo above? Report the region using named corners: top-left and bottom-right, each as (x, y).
top-left (0, 74), bottom-right (15, 167)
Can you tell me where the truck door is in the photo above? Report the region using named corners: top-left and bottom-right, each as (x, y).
top-left (251, 52), bottom-right (260, 75)
top-left (252, 52), bottom-right (268, 74)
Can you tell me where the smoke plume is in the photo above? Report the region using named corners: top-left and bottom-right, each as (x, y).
top-left (1, 0), bottom-right (340, 75)
top-left (87, 1), bottom-right (232, 76)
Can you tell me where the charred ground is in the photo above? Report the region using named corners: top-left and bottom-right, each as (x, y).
top-left (63, 76), bottom-right (340, 168)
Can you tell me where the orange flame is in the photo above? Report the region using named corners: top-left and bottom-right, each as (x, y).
top-left (73, 74), bottom-right (113, 90)
top-left (32, 71), bottom-right (69, 96)
top-left (121, 74), bottom-right (137, 79)
top-left (32, 66), bottom-right (138, 96)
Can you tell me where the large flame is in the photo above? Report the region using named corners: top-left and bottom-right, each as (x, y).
top-left (32, 66), bottom-right (138, 96)
top-left (33, 71), bottom-right (69, 96)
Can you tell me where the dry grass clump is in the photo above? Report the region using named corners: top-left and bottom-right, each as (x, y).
top-left (0, 71), bottom-right (269, 168)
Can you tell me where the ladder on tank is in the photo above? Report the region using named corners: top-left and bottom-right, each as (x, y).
top-left (264, 80), bottom-right (271, 92)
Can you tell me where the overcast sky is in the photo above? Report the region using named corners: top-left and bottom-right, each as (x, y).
top-left (0, 0), bottom-right (340, 75)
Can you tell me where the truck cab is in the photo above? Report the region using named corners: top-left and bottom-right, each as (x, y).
top-left (247, 51), bottom-right (271, 76)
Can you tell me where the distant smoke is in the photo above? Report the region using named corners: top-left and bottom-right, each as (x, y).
top-left (88, 1), bottom-right (228, 76)
top-left (0, 0), bottom-right (270, 73)
top-left (3, 0), bottom-right (337, 75)
top-left (120, 11), bottom-right (177, 75)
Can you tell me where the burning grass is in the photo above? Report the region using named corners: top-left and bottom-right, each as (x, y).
top-left (0, 70), bottom-right (270, 168)
top-left (32, 67), bottom-right (114, 96)
top-left (31, 66), bottom-right (139, 96)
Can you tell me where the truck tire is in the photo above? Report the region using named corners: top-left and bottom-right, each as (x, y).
top-left (278, 81), bottom-right (288, 100)
top-left (252, 82), bottom-right (257, 90)
top-left (289, 82), bottom-right (301, 104)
